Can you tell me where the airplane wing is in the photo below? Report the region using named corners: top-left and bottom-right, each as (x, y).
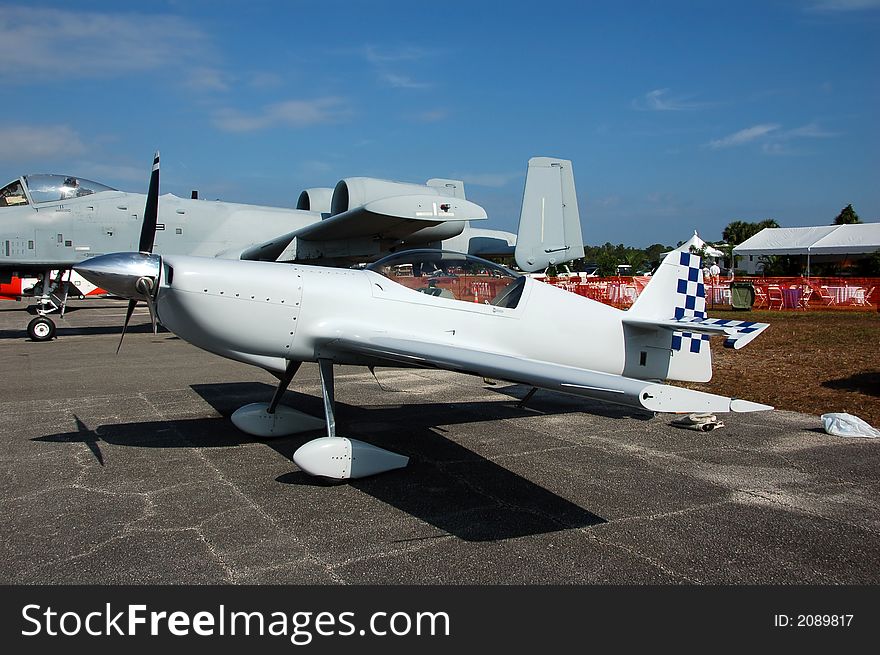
top-left (241, 194), bottom-right (487, 262)
top-left (322, 334), bottom-right (771, 414)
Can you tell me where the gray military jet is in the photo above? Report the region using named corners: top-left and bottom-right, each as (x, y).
top-left (0, 154), bottom-right (513, 340)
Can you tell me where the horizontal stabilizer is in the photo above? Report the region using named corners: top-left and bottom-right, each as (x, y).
top-left (623, 315), bottom-right (769, 350)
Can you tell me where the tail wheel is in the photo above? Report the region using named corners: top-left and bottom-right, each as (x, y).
top-left (27, 316), bottom-right (56, 342)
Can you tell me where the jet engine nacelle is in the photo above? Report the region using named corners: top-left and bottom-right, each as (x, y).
top-left (296, 188), bottom-right (333, 214)
top-left (330, 177), bottom-right (464, 216)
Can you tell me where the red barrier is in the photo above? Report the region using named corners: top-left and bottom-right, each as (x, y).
top-left (538, 275), bottom-right (880, 311)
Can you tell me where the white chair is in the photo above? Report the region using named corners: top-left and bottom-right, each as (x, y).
top-left (854, 286), bottom-right (874, 307)
top-left (798, 286), bottom-right (812, 310)
top-left (753, 285), bottom-right (768, 309)
top-left (816, 286), bottom-right (836, 306)
top-left (767, 285), bottom-right (784, 310)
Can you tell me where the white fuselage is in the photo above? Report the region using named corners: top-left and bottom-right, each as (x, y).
top-left (155, 255), bottom-right (628, 378)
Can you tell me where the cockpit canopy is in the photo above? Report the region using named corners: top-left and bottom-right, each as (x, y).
top-left (367, 249), bottom-right (526, 308)
top-left (0, 174), bottom-right (116, 207)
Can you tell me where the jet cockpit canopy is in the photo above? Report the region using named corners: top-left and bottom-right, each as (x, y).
top-left (367, 249), bottom-right (525, 307)
top-left (0, 175), bottom-right (116, 207)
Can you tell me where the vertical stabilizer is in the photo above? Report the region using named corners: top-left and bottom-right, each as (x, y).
top-left (514, 157), bottom-right (584, 272)
top-left (626, 247), bottom-right (713, 382)
top-left (426, 178), bottom-right (466, 199)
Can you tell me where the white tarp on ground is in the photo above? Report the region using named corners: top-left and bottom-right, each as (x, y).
top-left (734, 223), bottom-right (880, 256)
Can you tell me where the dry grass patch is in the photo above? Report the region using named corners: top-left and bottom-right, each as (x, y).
top-left (687, 310), bottom-right (880, 427)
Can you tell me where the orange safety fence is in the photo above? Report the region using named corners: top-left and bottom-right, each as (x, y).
top-left (539, 275), bottom-right (880, 311)
top-left (389, 274), bottom-right (514, 304)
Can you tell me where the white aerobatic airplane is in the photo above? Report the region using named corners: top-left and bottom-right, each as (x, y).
top-left (75, 155), bottom-right (772, 480)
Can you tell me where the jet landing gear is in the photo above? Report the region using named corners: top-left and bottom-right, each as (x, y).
top-left (26, 269), bottom-right (70, 341)
top-left (230, 359), bottom-right (409, 479)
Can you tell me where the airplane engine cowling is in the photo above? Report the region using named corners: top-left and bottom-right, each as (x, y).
top-left (296, 187), bottom-right (333, 214)
top-left (331, 177), bottom-right (459, 216)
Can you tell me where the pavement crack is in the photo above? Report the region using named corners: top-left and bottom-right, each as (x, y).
top-left (137, 391), bottom-right (345, 585)
top-left (585, 530), bottom-right (699, 583)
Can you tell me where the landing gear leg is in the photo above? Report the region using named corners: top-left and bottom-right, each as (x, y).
top-left (318, 358), bottom-right (336, 439)
top-left (35, 268), bottom-right (60, 316)
top-left (58, 269), bottom-right (72, 318)
top-left (517, 387), bottom-right (539, 409)
top-left (292, 359), bottom-right (409, 479)
top-left (268, 360), bottom-right (302, 414)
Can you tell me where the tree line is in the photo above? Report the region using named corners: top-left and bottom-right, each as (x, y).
top-left (553, 204), bottom-right (873, 277)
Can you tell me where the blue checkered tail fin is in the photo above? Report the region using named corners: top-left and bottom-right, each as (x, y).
top-left (622, 248), bottom-right (769, 384)
top-left (628, 248), bottom-right (707, 321)
top-left (623, 248), bottom-right (712, 382)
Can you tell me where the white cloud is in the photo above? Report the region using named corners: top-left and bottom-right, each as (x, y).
top-left (74, 162), bottom-right (151, 184)
top-left (634, 88), bottom-right (705, 111)
top-left (647, 191), bottom-right (677, 204)
top-left (249, 72), bottom-right (283, 90)
top-left (212, 97), bottom-right (352, 132)
top-left (184, 67), bottom-right (232, 92)
top-left (363, 45), bottom-right (431, 64)
top-left (296, 160), bottom-right (334, 177)
top-left (0, 125), bottom-right (86, 163)
top-left (761, 143), bottom-right (793, 156)
top-left (706, 121), bottom-right (838, 154)
top-left (784, 122), bottom-right (838, 138)
top-left (360, 45), bottom-right (437, 93)
top-left (381, 72), bottom-right (431, 89)
top-left (0, 6), bottom-right (207, 80)
top-left (707, 124), bottom-right (780, 149)
top-left (183, 69), bottom-right (284, 94)
top-left (806, 0), bottom-right (880, 11)
top-left (410, 109), bottom-right (449, 123)
top-left (592, 195), bottom-right (620, 208)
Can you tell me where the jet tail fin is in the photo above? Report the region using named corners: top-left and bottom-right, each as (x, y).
top-left (514, 157), bottom-right (584, 272)
top-left (622, 248), bottom-right (769, 382)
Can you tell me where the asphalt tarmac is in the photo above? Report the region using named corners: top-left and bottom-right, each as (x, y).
top-left (1, 299), bottom-right (879, 584)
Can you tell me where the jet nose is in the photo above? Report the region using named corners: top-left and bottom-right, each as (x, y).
top-left (74, 252), bottom-right (161, 300)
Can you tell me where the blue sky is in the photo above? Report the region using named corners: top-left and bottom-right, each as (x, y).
top-left (1, 0), bottom-right (877, 246)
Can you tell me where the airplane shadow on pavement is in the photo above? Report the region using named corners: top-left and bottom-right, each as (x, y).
top-left (0, 324), bottom-right (173, 340)
top-left (35, 381), bottom-right (608, 541)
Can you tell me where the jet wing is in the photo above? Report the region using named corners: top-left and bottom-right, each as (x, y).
top-left (323, 334), bottom-right (771, 414)
top-left (240, 195), bottom-right (487, 262)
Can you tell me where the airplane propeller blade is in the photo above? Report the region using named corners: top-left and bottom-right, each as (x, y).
top-left (138, 151), bottom-right (160, 254)
top-left (117, 299), bottom-right (138, 354)
top-left (114, 151), bottom-right (160, 353)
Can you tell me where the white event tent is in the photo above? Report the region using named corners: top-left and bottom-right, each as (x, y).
top-left (663, 230), bottom-right (725, 259)
top-left (733, 223), bottom-right (880, 274)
